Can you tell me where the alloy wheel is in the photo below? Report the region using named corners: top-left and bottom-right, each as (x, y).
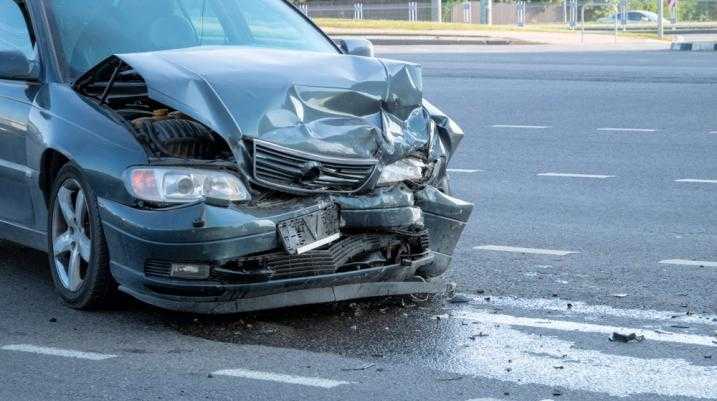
top-left (51, 178), bottom-right (92, 292)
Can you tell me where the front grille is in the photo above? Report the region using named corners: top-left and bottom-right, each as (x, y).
top-left (213, 230), bottom-right (430, 283)
top-left (252, 139), bottom-right (377, 193)
top-left (146, 230), bottom-right (431, 283)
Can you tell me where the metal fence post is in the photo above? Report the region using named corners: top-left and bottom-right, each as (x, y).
top-left (431, 0), bottom-right (442, 22)
top-left (516, 1), bottom-right (526, 27)
top-left (620, 0), bottom-right (627, 32)
top-left (569, 0), bottom-right (578, 30)
top-left (658, 0), bottom-right (664, 39)
top-left (298, 3), bottom-right (309, 17)
top-left (408, 1), bottom-right (418, 21)
top-left (669, 0), bottom-right (678, 29)
top-left (353, 2), bottom-right (363, 20)
top-left (563, 0), bottom-right (568, 24)
top-left (480, 0), bottom-right (493, 24)
top-left (463, 1), bottom-right (472, 23)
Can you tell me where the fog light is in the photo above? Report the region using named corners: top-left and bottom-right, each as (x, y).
top-left (170, 263), bottom-right (210, 280)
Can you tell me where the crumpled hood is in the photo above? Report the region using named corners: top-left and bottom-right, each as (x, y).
top-left (113, 46), bottom-right (431, 163)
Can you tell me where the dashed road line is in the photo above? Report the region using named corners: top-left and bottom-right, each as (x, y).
top-left (475, 245), bottom-right (577, 256)
top-left (448, 168), bottom-right (484, 173)
top-left (596, 127), bottom-right (657, 132)
top-left (0, 344), bottom-right (117, 360)
top-left (453, 310), bottom-right (717, 347)
top-left (537, 172), bottom-right (614, 179)
top-left (659, 259), bottom-right (717, 268)
top-left (460, 295), bottom-right (717, 325)
top-left (212, 368), bottom-right (352, 388)
top-left (675, 178), bottom-right (717, 184)
top-left (492, 124), bottom-right (550, 129)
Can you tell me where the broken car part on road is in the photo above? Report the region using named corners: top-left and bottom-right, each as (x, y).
top-left (0, 0), bottom-right (472, 313)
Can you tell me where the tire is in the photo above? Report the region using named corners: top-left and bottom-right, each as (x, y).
top-left (47, 163), bottom-right (115, 309)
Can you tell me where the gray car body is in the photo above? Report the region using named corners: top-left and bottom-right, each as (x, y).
top-left (0, 0), bottom-right (473, 313)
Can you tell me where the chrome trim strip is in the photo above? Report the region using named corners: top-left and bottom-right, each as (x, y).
top-left (253, 139), bottom-right (377, 165)
top-left (295, 232), bottom-right (341, 255)
top-left (252, 139), bottom-right (379, 194)
top-left (0, 158), bottom-right (34, 178)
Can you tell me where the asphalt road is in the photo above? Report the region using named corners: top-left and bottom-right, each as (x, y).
top-left (1, 47), bottom-right (715, 401)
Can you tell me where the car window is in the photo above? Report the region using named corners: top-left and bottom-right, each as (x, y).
top-left (44, 0), bottom-right (338, 80)
top-left (178, 0), bottom-right (228, 45)
top-left (0, 0), bottom-right (35, 60)
top-left (628, 12), bottom-right (643, 21)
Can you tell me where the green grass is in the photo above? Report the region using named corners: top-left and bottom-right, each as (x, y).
top-left (314, 17), bottom-right (570, 32)
top-left (314, 18), bottom-right (665, 40)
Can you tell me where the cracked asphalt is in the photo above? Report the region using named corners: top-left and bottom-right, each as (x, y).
top-left (1, 46), bottom-right (715, 401)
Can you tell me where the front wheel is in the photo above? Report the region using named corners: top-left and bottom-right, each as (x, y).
top-left (48, 164), bottom-right (114, 309)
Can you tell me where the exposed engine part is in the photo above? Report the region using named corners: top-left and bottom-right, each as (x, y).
top-left (75, 57), bottom-right (233, 161)
top-left (133, 115), bottom-right (223, 160)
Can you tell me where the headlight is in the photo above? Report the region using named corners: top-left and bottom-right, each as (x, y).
top-left (125, 167), bottom-right (250, 203)
top-left (377, 158), bottom-right (426, 186)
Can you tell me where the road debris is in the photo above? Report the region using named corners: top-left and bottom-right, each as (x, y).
top-left (470, 332), bottom-right (489, 340)
top-left (670, 325), bottom-right (690, 329)
top-left (436, 375), bottom-right (463, 382)
top-left (431, 314), bottom-right (450, 321)
top-left (610, 293), bottom-right (628, 298)
top-left (609, 332), bottom-right (645, 343)
top-left (449, 294), bottom-right (471, 304)
top-left (341, 363), bottom-right (375, 371)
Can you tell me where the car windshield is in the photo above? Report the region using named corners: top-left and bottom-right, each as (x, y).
top-left (42, 0), bottom-right (338, 79)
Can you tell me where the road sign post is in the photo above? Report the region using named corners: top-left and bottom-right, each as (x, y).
top-left (658, 0), bottom-right (664, 39)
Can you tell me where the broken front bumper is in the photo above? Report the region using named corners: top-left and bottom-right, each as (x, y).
top-left (98, 185), bottom-right (473, 313)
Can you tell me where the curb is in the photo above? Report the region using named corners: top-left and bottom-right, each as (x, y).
top-left (330, 34), bottom-right (531, 46)
top-left (671, 41), bottom-right (717, 51)
top-left (364, 37), bottom-right (516, 46)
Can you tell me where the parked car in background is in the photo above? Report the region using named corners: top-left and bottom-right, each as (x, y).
top-left (0, 0), bottom-right (472, 313)
top-left (597, 10), bottom-right (670, 24)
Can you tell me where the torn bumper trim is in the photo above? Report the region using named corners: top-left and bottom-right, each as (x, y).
top-left (114, 254), bottom-right (443, 314)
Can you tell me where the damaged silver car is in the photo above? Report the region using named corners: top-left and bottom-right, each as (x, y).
top-left (0, 0), bottom-right (472, 313)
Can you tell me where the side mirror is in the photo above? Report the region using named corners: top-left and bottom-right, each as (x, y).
top-left (0, 50), bottom-right (39, 81)
top-left (334, 38), bottom-right (375, 58)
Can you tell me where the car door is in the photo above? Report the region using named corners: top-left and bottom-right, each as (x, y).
top-left (0, 0), bottom-right (39, 227)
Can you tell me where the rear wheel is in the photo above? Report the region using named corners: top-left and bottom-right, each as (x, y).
top-left (48, 164), bottom-right (114, 309)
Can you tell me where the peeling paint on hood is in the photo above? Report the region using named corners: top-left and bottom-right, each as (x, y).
top-left (112, 46), bottom-right (432, 164)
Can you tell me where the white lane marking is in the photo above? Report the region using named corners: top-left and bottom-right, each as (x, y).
top-left (443, 314), bottom-right (717, 398)
top-left (453, 310), bottom-right (717, 347)
top-left (675, 179), bottom-right (717, 184)
top-left (459, 295), bottom-right (717, 326)
top-left (596, 127), bottom-right (657, 132)
top-left (537, 172), bottom-right (615, 179)
top-left (708, 130), bottom-right (717, 134)
top-left (659, 259), bottom-right (717, 268)
top-left (464, 398), bottom-right (504, 401)
top-left (212, 368), bottom-right (352, 388)
top-left (0, 344), bottom-right (117, 360)
top-left (448, 168), bottom-right (484, 173)
top-left (465, 399), bottom-right (556, 401)
top-left (492, 124), bottom-right (550, 129)
top-left (475, 245), bottom-right (577, 256)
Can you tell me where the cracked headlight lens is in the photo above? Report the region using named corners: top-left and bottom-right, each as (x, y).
top-left (126, 168), bottom-right (250, 203)
top-left (377, 158), bottom-right (426, 186)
